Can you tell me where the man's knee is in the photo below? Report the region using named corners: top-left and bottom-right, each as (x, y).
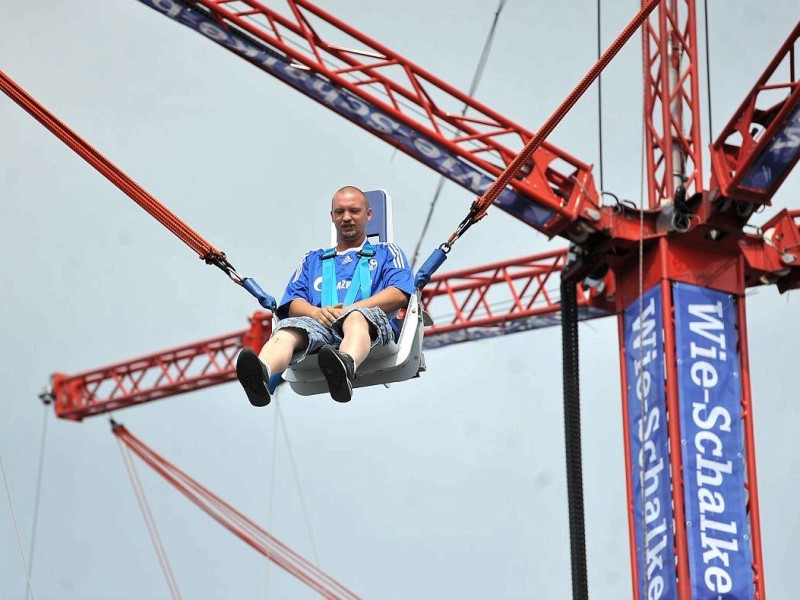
top-left (343, 310), bottom-right (368, 326)
top-left (273, 326), bottom-right (310, 349)
top-left (342, 309), bottom-right (377, 339)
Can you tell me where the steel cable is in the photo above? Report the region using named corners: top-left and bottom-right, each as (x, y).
top-left (560, 274), bottom-right (589, 600)
top-left (444, 0), bottom-right (662, 249)
top-left (25, 404), bottom-right (50, 600)
top-left (0, 449), bottom-right (36, 600)
top-left (113, 423), bottom-right (361, 600)
top-left (410, 0), bottom-right (508, 268)
top-left (117, 437), bottom-right (183, 600)
top-left (0, 69), bottom-right (225, 263)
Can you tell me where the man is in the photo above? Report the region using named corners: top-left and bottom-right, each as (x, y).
top-left (236, 186), bottom-right (415, 405)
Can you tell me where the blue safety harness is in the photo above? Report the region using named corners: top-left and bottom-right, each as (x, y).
top-left (321, 243), bottom-right (376, 307)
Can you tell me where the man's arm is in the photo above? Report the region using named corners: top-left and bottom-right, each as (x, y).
top-left (286, 298), bottom-right (344, 329)
top-left (288, 286), bottom-right (409, 317)
top-left (350, 286), bottom-right (409, 314)
top-left (285, 298), bottom-right (320, 318)
top-left (286, 286), bottom-right (409, 328)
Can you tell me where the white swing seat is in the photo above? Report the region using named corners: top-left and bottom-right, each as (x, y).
top-left (283, 291), bottom-right (426, 396)
top-left (281, 189), bottom-right (426, 396)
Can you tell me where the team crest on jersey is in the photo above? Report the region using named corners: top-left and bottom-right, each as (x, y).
top-left (369, 258), bottom-right (378, 270)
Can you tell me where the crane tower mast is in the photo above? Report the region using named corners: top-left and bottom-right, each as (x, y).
top-left (642, 0), bottom-right (704, 206)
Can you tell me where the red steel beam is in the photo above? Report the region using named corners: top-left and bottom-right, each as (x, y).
top-left (421, 248), bottom-right (613, 348)
top-left (740, 208), bottom-right (800, 292)
top-left (710, 22), bottom-right (800, 205)
top-left (641, 0), bottom-right (704, 208)
top-left (113, 423), bottom-right (361, 599)
top-left (52, 312), bottom-right (272, 421)
top-left (735, 293), bottom-right (767, 597)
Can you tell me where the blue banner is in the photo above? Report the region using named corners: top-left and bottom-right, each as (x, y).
top-left (740, 101), bottom-right (800, 194)
top-left (136, 0), bottom-right (555, 230)
top-left (623, 287), bottom-right (678, 599)
top-left (673, 283), bottom-right (754, 599)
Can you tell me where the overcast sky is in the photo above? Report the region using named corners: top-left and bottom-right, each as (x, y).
top-left (2, 1), bottom-right (799, 599)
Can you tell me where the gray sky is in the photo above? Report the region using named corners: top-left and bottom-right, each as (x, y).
top-left (1, 1), bottom-right (798, 599)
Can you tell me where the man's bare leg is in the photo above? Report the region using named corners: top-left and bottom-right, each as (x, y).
top-left (238, 327), bottom-right (308, 407)
top-left (338, 311), bottom-right (373, 368)
top-left (258, 328), bottom-right (309, 374)
top-left (319, 311), bottom-right (373, 403)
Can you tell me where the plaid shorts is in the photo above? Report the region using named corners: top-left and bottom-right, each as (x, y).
top-left (275, 306), bottom-right (396, 366)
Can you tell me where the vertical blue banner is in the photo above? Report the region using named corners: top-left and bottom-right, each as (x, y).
top-left (623, 286), bottom-right (678, 599)
top-left (673, 283), bottom-right (754, 599)
top-left (740, 102), bottom-right (800, 194)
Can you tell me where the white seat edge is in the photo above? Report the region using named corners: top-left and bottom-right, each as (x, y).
top-left (284, 292), bottom-right (425, 396)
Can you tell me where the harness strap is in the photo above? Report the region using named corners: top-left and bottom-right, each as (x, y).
top-left (321, 248), bottom-right (338, 307)
top-left (321, 244), bottom-right (375, 307)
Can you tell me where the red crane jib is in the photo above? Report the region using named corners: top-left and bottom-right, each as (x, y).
top-left (134, 1), bottom-right (800, 258)
top-left (52, 312), bottom-right (272, 421)
top-left (135, 0), bottom-right (597, 238)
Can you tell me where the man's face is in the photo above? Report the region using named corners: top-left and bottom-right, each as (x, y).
top-left (331, 189), bottom-right (371, 245)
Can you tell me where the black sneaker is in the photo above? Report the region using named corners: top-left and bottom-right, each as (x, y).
top-left (317, 345), bottom-right (356, 403)
top-left (236, 349), bottom-right (271, 407)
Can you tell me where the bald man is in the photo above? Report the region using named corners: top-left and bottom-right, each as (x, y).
top-left (236, 186), bottom-right (415, 405)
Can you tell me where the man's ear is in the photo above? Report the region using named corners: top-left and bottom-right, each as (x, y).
top-left (366, 208), bottom-right (372, 220)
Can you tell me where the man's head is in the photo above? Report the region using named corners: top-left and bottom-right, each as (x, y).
top-left (331, 186), bottom-right (371, 249)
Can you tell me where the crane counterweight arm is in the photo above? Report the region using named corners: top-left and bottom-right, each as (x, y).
top-left (421, 249), bottom-right (613, 348)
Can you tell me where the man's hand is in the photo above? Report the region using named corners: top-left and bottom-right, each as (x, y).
top-left (310, 304), bottom-right (345, 328)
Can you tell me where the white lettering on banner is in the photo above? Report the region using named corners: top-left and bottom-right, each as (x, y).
top-left (630, 297), bottom-right (668, 600)
top-left (152, 0), bottom-right (181, 17)
top-left (705, 566), bottom-right (733, 594)
top-left (198, 21), bottom-right (227, 43)
top-left (772, 122), bottom-right (800, 152)
top-left (686, 302), bottom-right (740, 594)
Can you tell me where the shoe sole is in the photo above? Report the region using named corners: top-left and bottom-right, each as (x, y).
top-left (318, 346), bottom-right (353, 403)
top-left (236, 349), bottom-right (271, 407)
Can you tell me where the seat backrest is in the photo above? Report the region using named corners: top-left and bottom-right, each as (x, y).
top-left (330, 189), bottom-right (393, 245)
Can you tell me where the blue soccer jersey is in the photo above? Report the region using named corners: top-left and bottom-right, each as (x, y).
top-left (276, 242), bottom-right (415, 319)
